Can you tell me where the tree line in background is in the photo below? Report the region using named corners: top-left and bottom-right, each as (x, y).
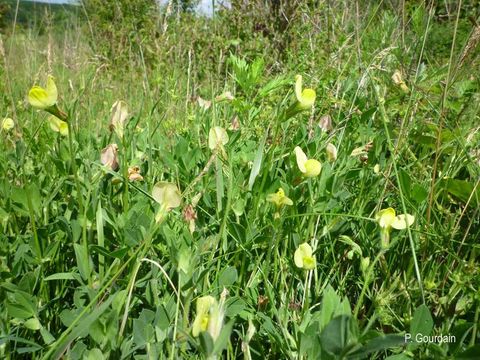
top-left (0, 0), bottom-right (476, 71)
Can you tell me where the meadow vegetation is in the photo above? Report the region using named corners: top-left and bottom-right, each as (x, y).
top-left (0, 0), bottom-right (479, 359)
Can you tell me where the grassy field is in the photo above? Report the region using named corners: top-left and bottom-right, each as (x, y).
top-left (0, 1), bottom-right (479, 359)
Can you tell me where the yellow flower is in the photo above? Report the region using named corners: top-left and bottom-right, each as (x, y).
top-left (392, 70), bottom-right (409, 93)
top-left (266, 188), bottom-right (293, 208)
top-left (326, 143), bottom-right (337, 162)
top-left (375, 207), bottom-right (414, 230)
top-left (152, 182), bottom-right (182, 223)
top-left (48, 115), bottom-right (68, 136)
top-left (375, 207), bottom-right (415, 249)
top-left (110, 100), bottom-right (129, 139)
top-left (28, 75), bottom-right (58, 110)
top-left (294, 243), bottom-right (316, 270)
top-left (208, 126), bottom-right (229, 150)
top-left (192, 291), bottom-right (227, 340)
top-left (2, 117), bottom-right (14, 131)
top-left (295, 75), bottom-right (316, 110)
top-left (192, 295), bottom-right (217, 337)
top-left (294, 146), bottom-right (321, 177)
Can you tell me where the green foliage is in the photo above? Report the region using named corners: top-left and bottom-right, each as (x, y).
top-left (82, 0), bottom-right (159, 68)
top-left (0, 1), bottom-right (479, 359)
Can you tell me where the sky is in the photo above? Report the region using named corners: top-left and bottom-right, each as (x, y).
top-left (25, 0), bottom-right (221, 16)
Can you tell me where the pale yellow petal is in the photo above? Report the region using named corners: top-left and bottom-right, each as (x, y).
top-left (110, 100), bottom-right (129, 139)
top-left (304, 159), bottom-right (321, 177)
top-left (58, 122), bottom-right (69, 136)
top-left (295, 75), bottom-right (303, 102)
top-left (299, 88), bottom-right (316, 109)
top-left (46, 75), bottom-right (58, 105)
top-left (302, 256), bottom-right (316, 270)
top-left (208, 126), bottom-right (229, 150)
top-left (294, 246), bottom-right (304, 268)
top-left (295, 243), bottom-right (314, 269)
top-left (2, 118), bottom-right (14, 131)
top-left (152, 182), bottom-right (181, 210)
top-left (391, 214), bottom-right (415, 230)
top-left (326, 143), bottom-right (337, 162)
top-left (28, 87), bottom-right (51, 109)
top-left (375, 208), bottom-right (396, 229)
top-left (192, 296), bottom-right (216, 337)
top-left (294, 146), bottom-right (308, 173)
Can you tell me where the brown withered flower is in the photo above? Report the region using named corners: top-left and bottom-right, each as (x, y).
top-left (100, 144), bottom-right (119, 171)
top-left (127, 166), bottom-right (144, 181)
top-left (183, 204), bottom-right (197, 234)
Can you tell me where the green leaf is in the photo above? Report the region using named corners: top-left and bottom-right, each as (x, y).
top-left (408, 304), bottom-right (433, 350)
top-left (299, 321), bottom-right (322, 357)
top-left (90, 245), bottom-right (129, 259)
top-left (385, 354), bottom-right (412, 360)
top-left (411, 184), bottom-right (428, 204)
top-left (85, 348), bottom-right (105, 360)
top-left (456, 345), bottom-right (480, 360)
top-left (133, 309), bottom-right (155, 346)
top-left (248, 133), bottom-right (267, 191)
top-left (319, 285), bottom-right (342, 331)
top-left (320, 315), bottom-right (351, 356)
top-left (199, 331), bottom-right (214, 357)
top-left (212, 319), bottom-right (234, 355)
top-left (40, 327), bottom-right (55, 345)
top-left (7, 292), bottom-right (37, 320)
top-left (53, 295), bottom-right (115, 359)
top-left (347, 334), bottom-right (405, 359)
top-left (218, 266), bottom-right (238, 287)
top-left (441, 179), bottom-right (479, 207)
top-left (43, 272), bottom-right (78, 281)
top-left (24, 318), bottom-right (41, 331)
top-left (215, 156), bottom-right (224, 212)
top-left (74, 243), bottom-right (91, 281)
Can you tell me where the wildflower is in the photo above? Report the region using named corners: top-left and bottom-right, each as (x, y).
top-left (392, 70), bottom-right (409, 93)
top-left (295, 75), bottom-right (316, 110)
top-left (267, 188), bottom-right (293, 208)
top-left (48, 115), bottom-right (68, 136)
top-left (294, 146), bottom-right (321, 177)
top-left (350, 141), bottom-right (373, 157)
top-left (28, 76), bottom-right (57, 110)
top-left (375, 207), bottom-right (415, 248)
top-left (192, 291), bottom-right (226, 341)
top-left (326, 143), bottom-right (337, 162)
top-left (2, 117), bottom-right (14, 131)
top-left (197, 96), bottom-right (212, 110)
top-left (286, 75), bottom-right (316, 118)
top-left (208, 288), bottom-right (227, 341)
top-left (100, 144), bottom-right (119, 171)
top-left (28, 75), bottom-right (67, 120)
top-left (192, 296), bottom-right (216, 337)
top-left (229, 115), bottom-right (240, 131)
top-left (208, 126), bottom-right (229, 151)
top-left (215, 91), bottom-right (234, 102)
top-left (318, 114), bottom-right (332, 132)
top-left (127, 166), bottom-right (143, 181)
top-left (294, 243), bottom-right (316, 270)
top-left (110, 100), bottom-right (129, 139)
top-left (183, 204), bottom-right (197, 234)
top-left (152, 182), bottom-right (182, 223)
